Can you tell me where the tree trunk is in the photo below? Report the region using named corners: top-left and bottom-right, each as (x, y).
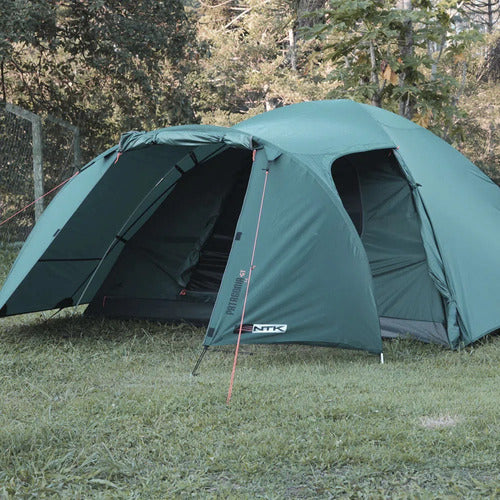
top-left (369, 40), bottom-right (382, 107)
top-left (297, 0), bottom-right (325, 29)
top-left (263, 84), bottom-right (276, 112)
top-left (398, 0), bottom-right (414, 119)
top-left (487, 0), bottom-right (494, 33)
top-left (291, 0), bottom-right (325, 71)
top-left (0, 58), bottom-right (5, 102)
top-left (289, 28), bottom-right (297, 71)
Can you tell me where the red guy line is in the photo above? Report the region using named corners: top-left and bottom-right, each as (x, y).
top-left (227, 159), bottom-right (269, 404)
top-left (0, 171), bottom-right (79, 228)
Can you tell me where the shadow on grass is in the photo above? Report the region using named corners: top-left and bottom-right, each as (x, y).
top-left (0, 312), bottom-right (205, 347)
top-left (1, 310), bottom-right (498, 366)
top-left (1, 312), bottom-right (379, 366)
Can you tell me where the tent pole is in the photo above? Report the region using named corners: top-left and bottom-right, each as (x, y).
top-left (192, 346), bottom-right (209, 376)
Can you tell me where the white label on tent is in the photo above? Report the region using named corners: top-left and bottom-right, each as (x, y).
top-left (252, 324), bottom-right (287, 334)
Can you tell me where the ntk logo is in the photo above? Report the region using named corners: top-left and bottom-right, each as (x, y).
top-left (233, 324), bottom-right (288, 334)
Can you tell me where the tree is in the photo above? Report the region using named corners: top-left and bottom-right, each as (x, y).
top-left (189, 0), bottom-right (330, 124)
top-left (308, 0), bottom-right (480, 132)
top-left (0, 1), bottom-right (197, 158)
top-left (0, 0), bottom-right (57, 102)
top-left (462, 0), bottom-right (499, 33)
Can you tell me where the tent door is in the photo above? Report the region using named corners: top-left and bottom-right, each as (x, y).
top-left (185, 164), bottom-right (251, 293)
top-left (86, 147), bottom-right (254, 322)
top-left (331, 149), bottom-right (447, 344)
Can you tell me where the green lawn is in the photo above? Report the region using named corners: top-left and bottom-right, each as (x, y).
top-left (0, 252), bottom-right (499, 497)
top-left (0, 312), bottom-right (498, 498)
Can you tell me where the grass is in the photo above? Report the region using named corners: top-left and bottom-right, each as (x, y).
top-left (0, 312), bottom-right (498, 498)
top-left (0, 253), bottom-right (499, 498)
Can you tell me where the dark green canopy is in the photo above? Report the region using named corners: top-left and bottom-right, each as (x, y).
top-left (1, 101), bottom-right (499, 352)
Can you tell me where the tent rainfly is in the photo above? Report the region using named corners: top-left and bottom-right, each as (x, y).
top-left (1, 100), bottom-right (499, 354)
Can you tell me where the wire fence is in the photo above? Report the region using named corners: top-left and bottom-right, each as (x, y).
top-left (0, 104), bottom-right (80, 252)
top-left (0, 107), bottom-right (34, 246)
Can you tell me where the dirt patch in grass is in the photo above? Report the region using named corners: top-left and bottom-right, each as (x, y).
top-left (420, 415), bottom-right (461, 429)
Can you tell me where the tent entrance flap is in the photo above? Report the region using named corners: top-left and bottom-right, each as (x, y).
top-left (86, 147), bottom-right (253, 322)
top-left (331, 149), bottom-right (447, 343)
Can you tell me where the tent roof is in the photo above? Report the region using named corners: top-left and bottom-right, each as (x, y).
top-left (235, 100), bottom-right (398, 156)
top-left (117, 125), bottom-right (254, 153)
top-left (114, 100), bottom-right (401, 164)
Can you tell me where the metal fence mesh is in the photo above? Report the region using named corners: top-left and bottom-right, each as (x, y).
top-left (42, 117), bottom-right (78, 206)
top-left (0, 104), bottom-right (79, 284)
top-left (0, 106), bottom-right (35, 246)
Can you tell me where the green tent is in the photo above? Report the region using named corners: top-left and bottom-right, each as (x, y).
top-left (1, 100), bottom-right (499, 353)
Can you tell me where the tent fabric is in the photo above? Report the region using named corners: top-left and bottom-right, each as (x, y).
top-left (343, 150), bottom-right (445, 324)
top-left (0, 128), bottom-right (251, 315)
top-left (88, 147), bottom-right (252, 306)
top-left (205, 151), bottom-right (382, 353)
top-left (1, 100), bottom-right (499, 352)
top-left (379, 317), bottom-right (448, 345)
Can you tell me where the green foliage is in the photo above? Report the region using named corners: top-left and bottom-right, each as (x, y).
top-left (0, 0), bottom-right (57, 57)
top-left (0, 0), bottom-right (496, 176)
top-left (189, 0), bottom-right (331, 123)
top-left (307, 0), bottom-right (484, 136)
top-left (457, 82), bottom-right (500, 184)
top-left (0, 1), bottom-right (197, 159)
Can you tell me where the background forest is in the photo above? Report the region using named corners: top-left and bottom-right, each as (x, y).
top-left (1, 0), bottom-right (499, 180)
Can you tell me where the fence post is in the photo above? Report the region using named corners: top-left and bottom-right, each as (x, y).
top-left (5, 103), bottom-right (44, 221)
top-left (32, 115), bottom-right (44, 220)
top-left (4, 104), bottom-right (82, 223)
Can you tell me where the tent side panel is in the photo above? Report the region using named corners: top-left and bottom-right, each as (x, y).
top-left (0, 149), bottom-right (116, 314)
top-left (205, 152), bottom-right (383, 353)
top-left (394, 129), bottom-right (500, 345)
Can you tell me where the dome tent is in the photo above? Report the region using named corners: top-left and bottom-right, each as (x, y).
top-left (1, 100), bottom-right (499, 353)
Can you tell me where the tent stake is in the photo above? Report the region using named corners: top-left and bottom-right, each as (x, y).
top-left (380, 353), bottom-right (384, 364)
top-left (192, 346), bottom-right (209, 376)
